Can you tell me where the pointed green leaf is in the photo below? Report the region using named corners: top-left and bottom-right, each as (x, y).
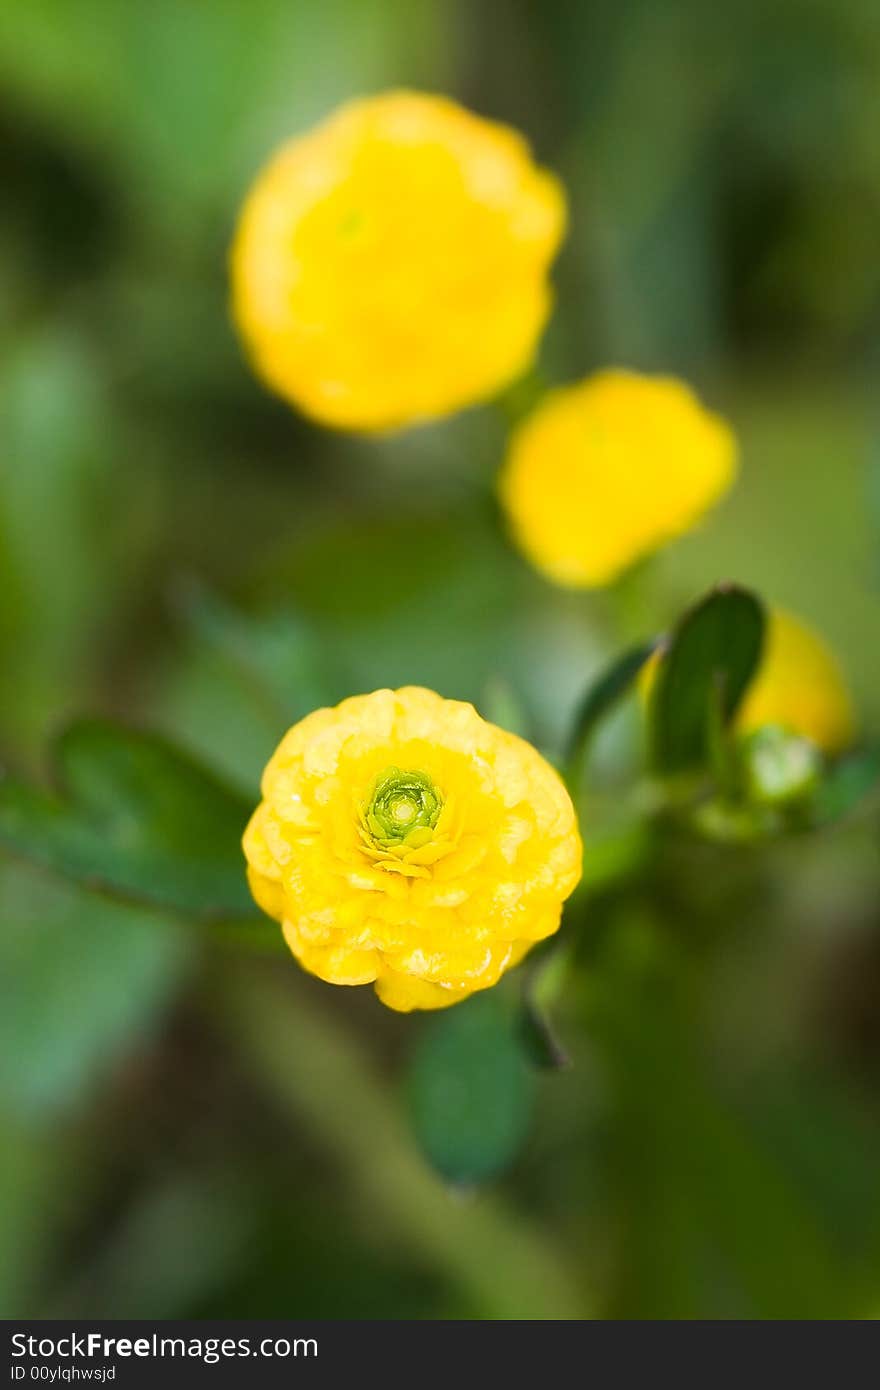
top-left (518, 1000), bottom-right (570, 1071)
top-left (518, 938), bottom-right (577, 1071)
top-left (567, 640), bottom-right (658, 770)
top-left (649, 584), bottom-right (766, 774)
top-left (0, 720), bottom-right (256, 919)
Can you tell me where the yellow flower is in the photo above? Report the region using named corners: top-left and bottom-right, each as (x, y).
top-left (243, 687), bottom-right (581, 1011)
top-left (736, 607), bottom-right (855, 753)
top-left (498, 370), bottom-right (737, 587)
top-left (231, 91), bottom-right (566, 432)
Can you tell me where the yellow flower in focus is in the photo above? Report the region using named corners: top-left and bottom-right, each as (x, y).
top-left (243, 687), bottom-right (581, 1012)
top-left (736, 608), bottom-right (855, 753)
top-left (231, 91), bottom-right (566, 432)
top-left (498, 370), bottom-right (737, 587)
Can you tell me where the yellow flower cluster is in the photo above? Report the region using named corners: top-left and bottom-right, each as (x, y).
top-left (234, 92), bottom-right (858, 1013)
top-left (243, 687), bottom-right (582, 1011)
top-left (499, 370), bottom-right (737, 587)
top-left (231, 91), bottom-right (565, 432)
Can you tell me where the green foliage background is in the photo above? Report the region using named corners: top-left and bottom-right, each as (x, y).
top-left (1, 0), bottom-right (879, 1319)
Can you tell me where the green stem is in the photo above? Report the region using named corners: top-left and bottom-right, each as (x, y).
top-left (219, 963), bottom-right (590, 1320)
top-left (610, 557), bottom-right (656, 643)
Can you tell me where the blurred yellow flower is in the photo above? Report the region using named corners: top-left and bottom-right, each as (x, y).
top-left (231, 91), bottom-right (566, 432)
top-left (498, 370), bottom-right (737, 587)
top-left (243, 687), bottom-right (581, 1012)
top-left (736, 607), bottom-right (855, 753)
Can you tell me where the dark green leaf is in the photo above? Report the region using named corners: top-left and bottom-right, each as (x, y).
top-left (0, 720), bottom-right (256, 919)
top-left (407, 993), bottom-right (534, 1185)
top-left (518, 1001), bottom-right (570, 1071)
top-left (649, 584), bottom-right (766, 774)
top-left (566, 639), bottom-right (658, 770)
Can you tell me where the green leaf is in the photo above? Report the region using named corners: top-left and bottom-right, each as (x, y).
top-left (177, 582), bottom-right (333, 727)
top-left (0, 720), bottom-right (256, 919)
top-left (566, 639), bottom-right (658, 772)
top-left (811, 745), bottom-right (880, 825)
top-left (648, 584), bottom-right (766, 774)
top-left (518, 1001), bottom-right (569, 1071)
top-left (0, 861), bottom-right (192, 1120)
top-left (406, 993), bottom-right (534, 1185)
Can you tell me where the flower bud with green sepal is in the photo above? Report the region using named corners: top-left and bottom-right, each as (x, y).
top-left (364, 767), bottom-right (443, 849)
top-left (738, 724), bottom-right (822, 808)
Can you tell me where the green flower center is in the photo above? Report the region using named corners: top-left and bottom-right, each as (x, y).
top-left (364, 766), bottom-right (443, 848)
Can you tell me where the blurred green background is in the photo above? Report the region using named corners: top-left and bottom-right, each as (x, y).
top-left (2, 0), bottom-right (879, 1320)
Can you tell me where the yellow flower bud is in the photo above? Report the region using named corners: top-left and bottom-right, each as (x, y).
top-left (231, 91), bottom-right (566, 432)
top-left (243, 687), bottom-right (582, 1011)
top-left (498, 370), bottom-right (737, 587)
top-left (640, 606), bottom-right (856, 756)
top-left (736, 608), bottom-right (855, 753)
